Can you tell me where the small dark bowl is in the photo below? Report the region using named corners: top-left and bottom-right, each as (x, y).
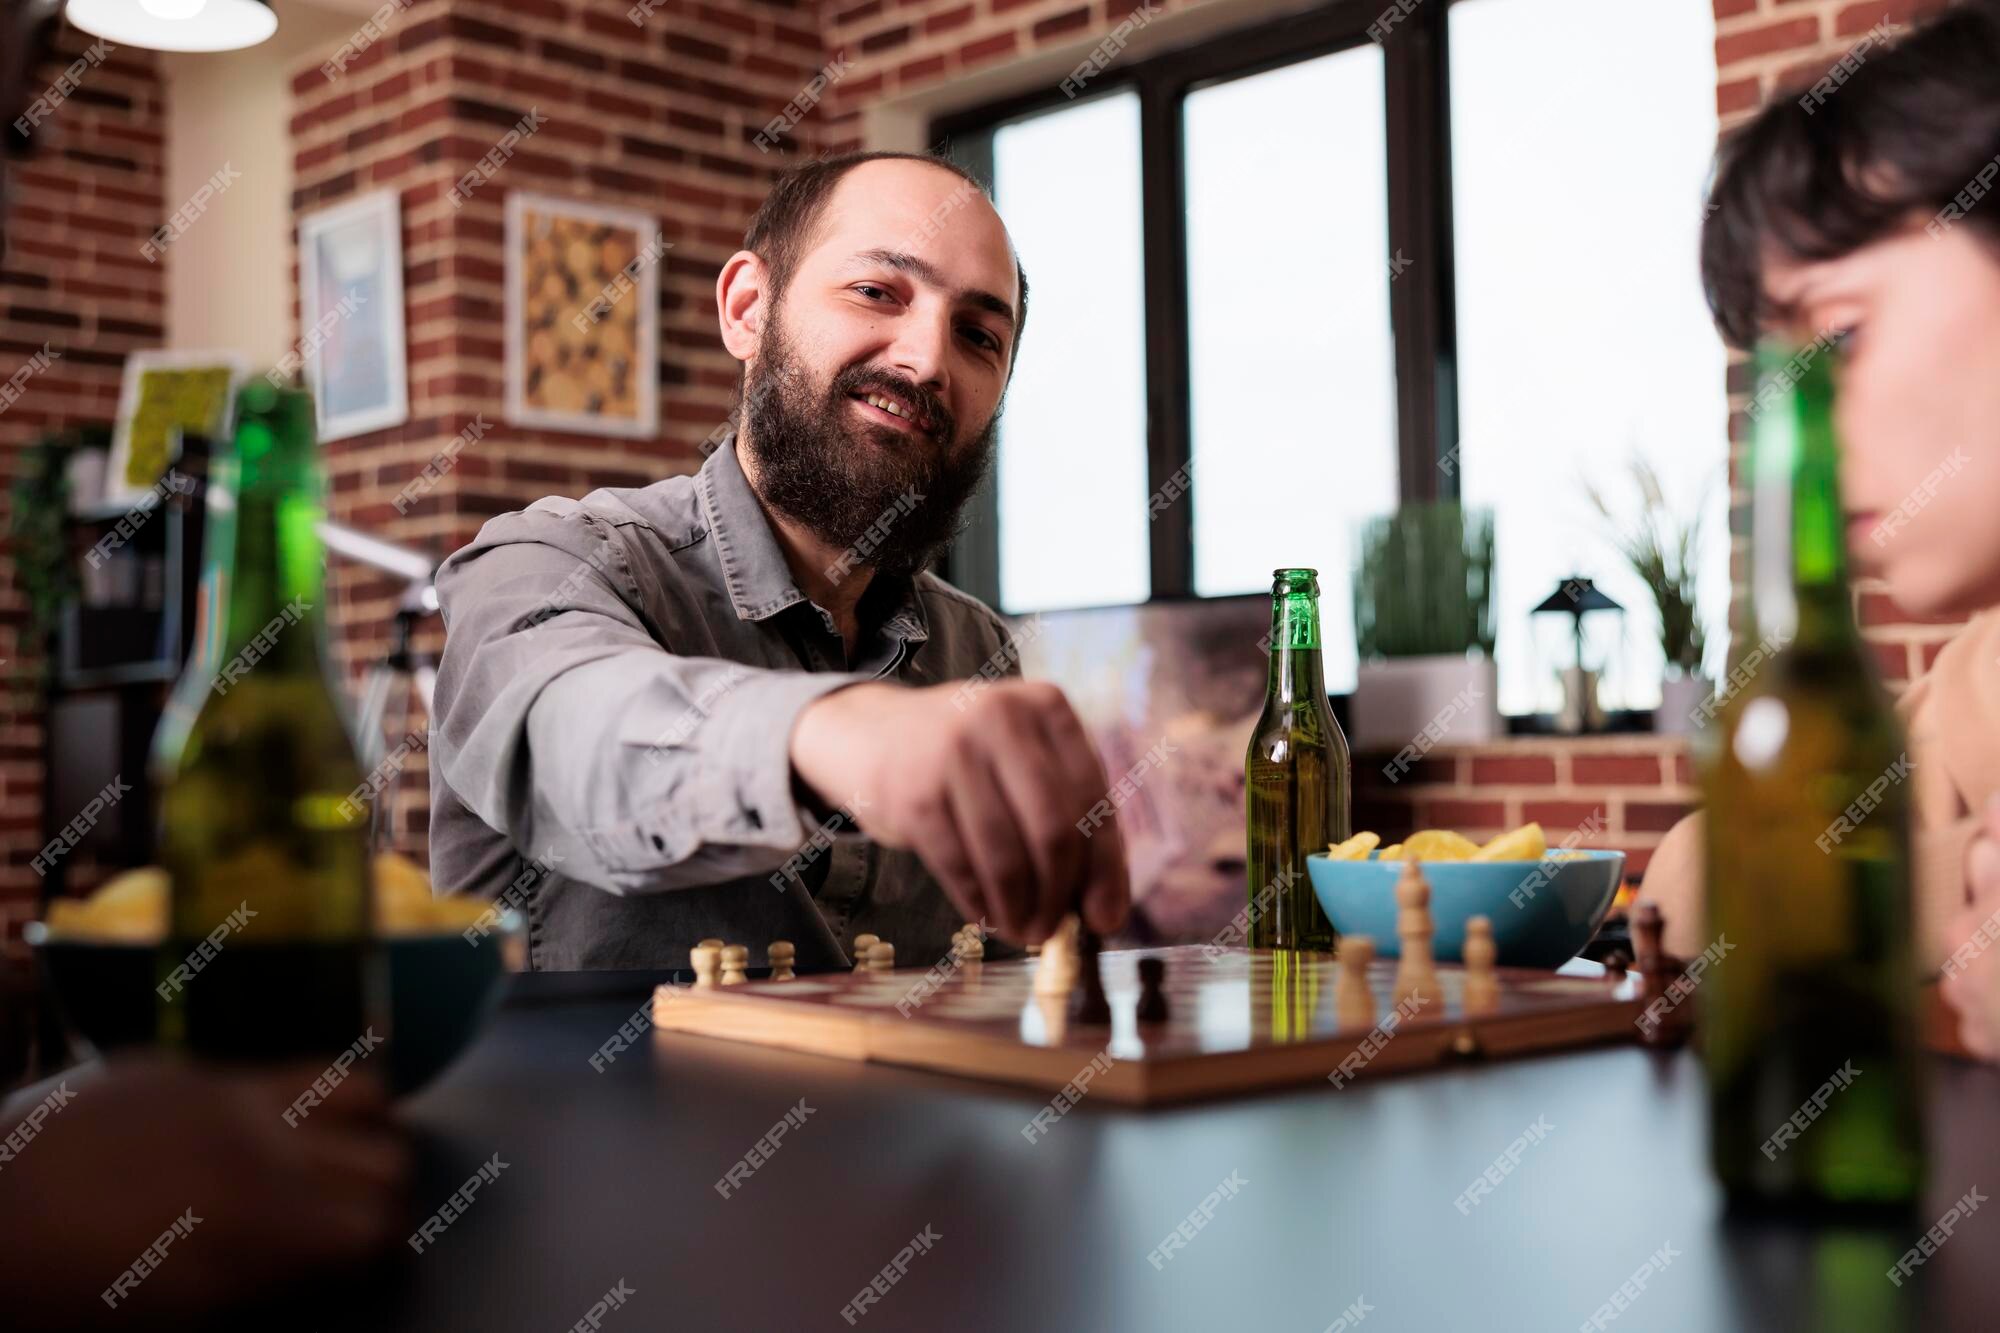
top-left (24, 913), bottom-right (522, 1094)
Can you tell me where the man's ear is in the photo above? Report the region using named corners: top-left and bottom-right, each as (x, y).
top-left (716, 250), bottom-right (767, 361)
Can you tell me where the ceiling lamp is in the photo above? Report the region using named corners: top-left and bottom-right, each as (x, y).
top-left (66, 0), bottom-right (276, 52)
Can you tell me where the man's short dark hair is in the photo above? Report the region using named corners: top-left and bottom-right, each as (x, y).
top-left (1701, 1), bottom-right (2000, 349)
top-left (743, 149), bottom-right (1029, 355)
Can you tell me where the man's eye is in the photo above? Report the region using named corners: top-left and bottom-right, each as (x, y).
top-left (961, 326), bottom-right (1000, 353)
top-left (854, 284), bottom-right (892, 301)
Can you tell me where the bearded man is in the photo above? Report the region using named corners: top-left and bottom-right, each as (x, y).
top-left (431, 151), bottom-right (1130, 972)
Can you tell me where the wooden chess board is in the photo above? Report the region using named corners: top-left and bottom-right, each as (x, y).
top-left (650, 946), bottom-right (1648, 1105)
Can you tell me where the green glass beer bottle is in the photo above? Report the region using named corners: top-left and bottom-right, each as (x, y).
top-left (1699, 338), bottom-right (1923, 1211)
top-left (1246, 568), bottom-right (1348, 952)
top-left (153, 380), bottom-right (380, 1061)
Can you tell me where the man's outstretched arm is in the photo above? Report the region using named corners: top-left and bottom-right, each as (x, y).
top-left (432, 505), bottom-right (876, 895)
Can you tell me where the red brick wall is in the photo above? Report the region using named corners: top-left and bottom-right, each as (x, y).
top-left (1353, 737), bottom-right (1696, 884)
top-left (819, 0), bottom-right (1161, 147)
top-left (0, 31), bottom-right (167, 949)
top-left (286, 0), bottom-right (830, 851)
top-left (1714, 0), bottom-right (1962, 689)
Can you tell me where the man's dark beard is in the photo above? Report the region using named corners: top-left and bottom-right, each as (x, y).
top-left (740, 314), bottom-right (998, 578)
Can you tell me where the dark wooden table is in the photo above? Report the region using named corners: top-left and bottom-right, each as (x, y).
top-left (287, 973), bottom-right (1998, 1333)
top-left (11, 968), bottom-right (1995, 1331)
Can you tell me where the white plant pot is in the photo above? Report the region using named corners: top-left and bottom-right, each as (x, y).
top-left (1351, 655), bottom-right (1500, 753)
top-left (1656, 674), bottom-right (1712, 735)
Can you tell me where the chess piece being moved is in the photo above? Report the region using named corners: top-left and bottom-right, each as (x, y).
top-left (1392, 861), bottom-right (1439, 1010)
top-left (1072, 927), bottom-right (1111, 1024)
top-left (690, 943), bottom-right (722, 988)
top-left (1461, 916), bottom-right (1499, 1015)
top-left (1632, 901), bottom-right (1693, 1049)
top-left (767, 941), bottom-right (796, 982)
top-left (866, 940), bottom-right (896, 973)
top-left (1336, 935), bottom-right (1377, 1029)
top-left (1135, 956), bottom-right (1169, 1023)
top-left (851, 933), bottom-right (879, 970)
top-left (720, 945), bottom-right (749, 985)
top-left (1034, 915), bottom-right (1081, 996)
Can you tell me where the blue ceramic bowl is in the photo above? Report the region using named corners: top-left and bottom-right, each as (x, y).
top-left (24, 913), bottom-right (522, 1094)
top-left (1306, 849), bottom-right (1625, 969)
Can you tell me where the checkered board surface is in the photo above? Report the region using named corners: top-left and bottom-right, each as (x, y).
top-left (650, 946), bottom-right (1647, 1105)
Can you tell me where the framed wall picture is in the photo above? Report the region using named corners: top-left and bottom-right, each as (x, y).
top-left (105, 349), bottom-right (250, 506)
top-left (504, 191), bottom-right (662, 438)
top-left (298, 188), bottom-right (410, 443)
top-left (1013, 595), bottom-right (1271, 945)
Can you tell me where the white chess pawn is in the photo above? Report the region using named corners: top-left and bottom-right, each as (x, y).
top-left (851, 933), bottom-right (879, 970)
top-left (1336, 935), bottom-right (1377, 1029)
top-left (1462, 916), bottom-right (1499, 1015)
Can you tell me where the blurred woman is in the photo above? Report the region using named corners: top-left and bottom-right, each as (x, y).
top-left (1647, 0), bottom-right (2000, 1057)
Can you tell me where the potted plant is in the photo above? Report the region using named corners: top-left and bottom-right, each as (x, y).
top-left (1350, 501), bottom-right (1500, 753)
top-left (7, 426), bottom-right (107, 684)
top-left (1585, 459), bottom-right (1711, 733)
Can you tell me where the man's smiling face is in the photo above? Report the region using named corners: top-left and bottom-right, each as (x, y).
top-left (772, 157), bottom-right (1020, 455)
top-left (731, 158), bottom-right (1023, 576)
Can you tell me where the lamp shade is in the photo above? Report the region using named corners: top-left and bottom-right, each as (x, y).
top-left (1533, 576), bottom-right (1622, 616)
top-left (66, 0), bottom-right (276, 52)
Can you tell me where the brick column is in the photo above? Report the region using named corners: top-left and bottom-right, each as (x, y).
top-left (287, 0), bottom-right (830, 850)
top-left (0, 31), bottom-right (167, 950)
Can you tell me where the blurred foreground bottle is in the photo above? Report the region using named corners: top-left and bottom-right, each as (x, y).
top-left (1699, 338), bottom-right (1923, 1211)
top-left (153, 379), bottom-right (380, 1061)
top-left (1246, 568), bottom-right (1347, 952)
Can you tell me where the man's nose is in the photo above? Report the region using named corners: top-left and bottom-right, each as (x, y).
top-left (885, 309), bottom-right (951, 393)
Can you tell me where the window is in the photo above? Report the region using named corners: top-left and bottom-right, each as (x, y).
top-left (1185, 47), bottom-right (1397, 694)
top-left (939, 0), bottom-right (1727, 712)
top-left (1450, 0), bottom-right (1726, 713)
top-left (989, 93), bottom-right (1151, 612)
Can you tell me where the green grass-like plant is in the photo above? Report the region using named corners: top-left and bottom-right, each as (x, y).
top-left (1354, 502), bottom-right (1496, 660)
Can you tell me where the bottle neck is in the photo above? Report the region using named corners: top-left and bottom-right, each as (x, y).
top-left (1750, 342), bottom-right (1857, 650)
top-left (1267, 590), bottom-right (1326, 702)
top-left (213, 392), bottom-right (328, 678)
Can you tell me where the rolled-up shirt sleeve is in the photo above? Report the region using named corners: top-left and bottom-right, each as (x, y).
top-left (432, 504), bottom-right (871, 895)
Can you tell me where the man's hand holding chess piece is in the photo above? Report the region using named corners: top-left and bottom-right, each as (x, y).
top-left (791, 679), bottom-right (1132, 946)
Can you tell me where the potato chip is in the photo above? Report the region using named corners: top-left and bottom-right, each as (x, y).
top-left (1472, 822), bottom-right (1548, 862)
top-left (1376, 843), bottom-right (1404, 861)
top-left (65, 867), bottom-right (168, 942)
top-left (1401, 829), bottom-right (1483, 862)
top-left (1325, 832), bottom-right (1381, 861)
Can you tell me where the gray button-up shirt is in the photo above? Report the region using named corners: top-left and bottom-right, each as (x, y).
top-left (428, 438), bottom-right (1017, 972)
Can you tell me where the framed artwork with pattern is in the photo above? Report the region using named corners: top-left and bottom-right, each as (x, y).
top-left (504, 191), bottom-right (662, 439)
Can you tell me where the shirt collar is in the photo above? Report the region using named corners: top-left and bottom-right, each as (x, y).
top-left (696, 434), bottom-right (930, 650)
